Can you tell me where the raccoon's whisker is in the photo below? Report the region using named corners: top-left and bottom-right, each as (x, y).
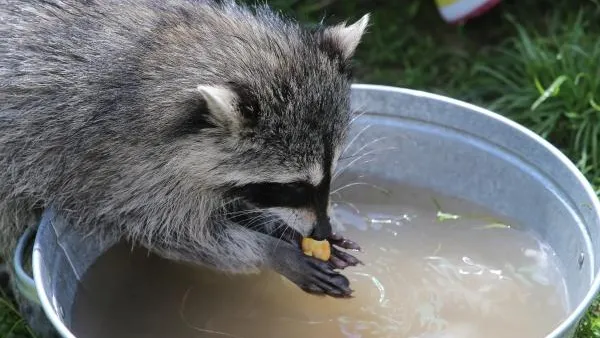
top-left (338, 152), bottom-right (369, 162)
top-left (229, 215), bottom-right (273, 230)
top-left (333, 157), bottom-right (375, 181)
top-left (242, 214), bottom-right (276, 230)
top-left (245, 220), bottom-right (279, 236)
top-left (341, 136), bottom-right (391, 161)
top-left (329, 191), bottom-right (343, 201)
top-left (330, 182), bottom-right (391, 196)
top-left (280, 226), bottom-right (294, 250)
top-left (344, 110), bottom-right (368, 132)
top-left (230, 211), bottom-right (268, 226)
top-left (223, 210), bottom-right (257, 217)
top-left (353, 101), bottom-right (369, 116)
top-left (223, 208), bottom-right (270, 217)
top-left (221, 206), bottom-right (273, 217)
top-left (217, 199), bottom-right (260, 214)
top-left (250, 214), bottom-right (282, 230)
top-left (273, 211), bottom-right (297, 251)
top-left (350, 136), bottom-right (390, 156)
top-left (350, 146), bottom-right (400, 163)
top-left (334, 146), bottom-right (399, 181)
top-left (340, 124), bottom-right (372, 159)
top-left (239, 218), bottom-right (268, 230)
top-left (333, 155), bottom-right (375, 181)
top-left (273, 225), bottom-right (289, 252)
top-left (330, 200), bottom-right (361, 214)
top-left (341, 104), bottom-right (369, 135)
top-left (215, 198), bottom-right (244, 211)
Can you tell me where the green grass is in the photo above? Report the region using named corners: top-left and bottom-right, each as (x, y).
top-left (468, 10), bottom-right (600, 189)
top-left (2, 0), bottom-right (600, 336)
top-left (0, 272), bottom-right (36, 338)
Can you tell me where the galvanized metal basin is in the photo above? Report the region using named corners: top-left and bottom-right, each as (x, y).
top-left (20, 84), bottom-right (600, 337)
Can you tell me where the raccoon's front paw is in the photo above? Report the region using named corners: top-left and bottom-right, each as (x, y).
top-left (296, 255), bottom-right (353, 298)
top-left (272, 244), bottom-right (353, 298)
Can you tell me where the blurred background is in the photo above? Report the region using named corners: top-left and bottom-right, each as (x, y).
top-left (2, 0), bottom-right (600, 337)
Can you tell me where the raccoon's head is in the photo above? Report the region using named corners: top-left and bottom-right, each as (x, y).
top-left (221, 15), bottom-right (370, 240)
top-left (153, 8), bottom-right (370, 239)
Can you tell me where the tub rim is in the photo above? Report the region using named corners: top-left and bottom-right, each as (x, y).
top-left (31, 84), bottom-right (600, 338)
top-left (32, 229), bottom-right (77, 338)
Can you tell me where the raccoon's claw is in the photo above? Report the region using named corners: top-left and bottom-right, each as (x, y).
top-left (299, 256), bottom-right (353, 298)
top-left (328, 233), bottom-right (362, 251)
top-left (328, 247), bottom-right (363, 270)
top-left (325, 233), bottom-right (362, 270)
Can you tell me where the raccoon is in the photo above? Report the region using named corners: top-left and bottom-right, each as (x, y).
top-left (0, 0), bottom-right (368, 334)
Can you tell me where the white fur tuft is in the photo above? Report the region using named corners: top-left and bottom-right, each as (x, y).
top-left (197, 85), bottom-right (240, 128)
top-left (325, 13), bottom-right (370, 59)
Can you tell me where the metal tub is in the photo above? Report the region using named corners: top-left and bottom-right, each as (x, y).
top-left (16, 85), bottom-right (600, 337)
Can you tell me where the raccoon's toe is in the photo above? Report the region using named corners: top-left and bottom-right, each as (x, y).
top-left (328, 247), bottom-right (363, 270)
top-left (328, 233), bottom-right (362, 251)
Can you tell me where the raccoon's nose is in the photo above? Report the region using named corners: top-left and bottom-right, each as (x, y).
top-left (310, 216), bottom-right (332, 241)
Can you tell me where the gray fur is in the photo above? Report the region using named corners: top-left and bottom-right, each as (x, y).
top-left (1, 0), bottom-right (368, 335)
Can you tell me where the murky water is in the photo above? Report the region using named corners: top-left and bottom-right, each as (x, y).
top-left (71, 184), bottom-right (569, 338)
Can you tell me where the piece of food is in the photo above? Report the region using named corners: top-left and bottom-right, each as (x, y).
top-left (302, 237), bottom-right (331, 261)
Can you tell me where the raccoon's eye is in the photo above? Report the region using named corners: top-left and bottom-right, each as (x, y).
top-left (230, 181), bottom-right (316, 208)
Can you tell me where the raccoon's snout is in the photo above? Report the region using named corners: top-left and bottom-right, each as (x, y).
top-left (310, 216), bottom-right (332, 241)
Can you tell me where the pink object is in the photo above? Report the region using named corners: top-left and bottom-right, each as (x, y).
top-left (437, 0), bottom-right (503, 24)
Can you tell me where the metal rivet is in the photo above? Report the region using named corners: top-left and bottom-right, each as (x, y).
top-left (578, 252), bottom-right (585, 269)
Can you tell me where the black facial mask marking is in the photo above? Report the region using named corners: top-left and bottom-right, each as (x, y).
top-left (228, 142), bottom-right (335, 239)
top-left (229, 181), bottom-right (322, 209)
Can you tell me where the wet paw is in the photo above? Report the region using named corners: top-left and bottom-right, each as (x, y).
top-left (298, 255), bottom-right (353, 298)
top-left (271, 237), bottom-right (354, 298)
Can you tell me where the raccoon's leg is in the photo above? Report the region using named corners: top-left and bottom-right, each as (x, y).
top-left (240, 222), bottom-right (355, 297)
top-left (221, 226), bottom-right (356, 297)
top-left (153, 222), bottom-right (354, 297)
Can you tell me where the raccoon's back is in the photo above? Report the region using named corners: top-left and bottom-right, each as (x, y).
top-left (0, 0), bottom-right (271, 200)
top-left (1, 1), bottom-right (144, 175)
top-left (0, 1), bottom-right (170, 207)
top-left (0, 0), bottom-right (283, 122)
top-left (1, 0), bottom-right (155, 105)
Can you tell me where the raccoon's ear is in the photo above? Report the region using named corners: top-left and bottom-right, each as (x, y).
top-left (321, 14), bottom-right (370, 60)
top-left (196, 85), bottom-right (243, 130)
